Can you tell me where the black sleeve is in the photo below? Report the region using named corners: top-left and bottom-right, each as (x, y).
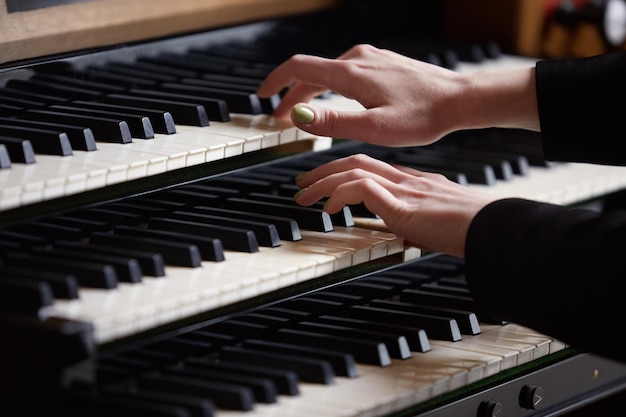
top-left (536, 51), bottom-right (626, 165)
top-left (464, 198), bottom-right (626, 363)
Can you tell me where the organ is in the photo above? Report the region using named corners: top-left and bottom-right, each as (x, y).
top-left (2, 0), bottom-right (626, 416)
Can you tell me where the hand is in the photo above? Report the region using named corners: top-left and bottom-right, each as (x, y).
top-left (258, 44), bottom-right (539, 147)
top-left (293, 153), bottom-right (498, 258)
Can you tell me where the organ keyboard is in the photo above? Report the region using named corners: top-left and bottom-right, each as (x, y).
top-left (3, 1), bottom-right (626, 416)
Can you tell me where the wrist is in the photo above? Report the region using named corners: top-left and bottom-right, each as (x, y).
top-left (462, 67), bottom-right (539, 131)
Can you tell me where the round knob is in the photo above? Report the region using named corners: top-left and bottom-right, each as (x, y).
top-left (519, 384), bottom-right (545, 410)
top-left (477, 399), bottom-right (503, 417)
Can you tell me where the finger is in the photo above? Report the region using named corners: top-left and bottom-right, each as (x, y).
top-left (314, 177), bottom-right (400, 220)
top-left (270, 82), bottom-right (330, 118)
top-left (288, 104), bottom-right (393, 143)
top-left (296, 154), bottom-right (409, 189)
top-left (257, 54), bottom-right (345, 98)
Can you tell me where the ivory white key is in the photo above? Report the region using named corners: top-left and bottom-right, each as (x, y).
top-left (218, 328), bottom-right (566, 417)
top-left (50, 227), bottom-right (406, 343)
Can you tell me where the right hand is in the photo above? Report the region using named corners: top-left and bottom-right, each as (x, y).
top-left (258, 44), bottom-right (540, 147)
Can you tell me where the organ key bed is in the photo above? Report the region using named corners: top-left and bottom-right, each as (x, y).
top-left (3, 1), bottom-right (626, 416)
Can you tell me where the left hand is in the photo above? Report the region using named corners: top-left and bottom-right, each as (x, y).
top-left (293, 153), bottom-right (498, 258)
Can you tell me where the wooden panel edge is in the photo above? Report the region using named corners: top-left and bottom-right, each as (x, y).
top-left (0, 0), bottom-right (340, 65)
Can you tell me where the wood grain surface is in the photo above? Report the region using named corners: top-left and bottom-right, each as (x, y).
top-left (0, 0), bottom-right (339, 65)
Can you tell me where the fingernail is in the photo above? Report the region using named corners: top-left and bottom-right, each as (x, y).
top-left (293, 189), bottom-right (306, 200)
top-left (292, 104), bottom-right (315, 124)
top-left (295, 172), bottom-right (307, 183)
top-left (322, 200), bottom-right (330, 212)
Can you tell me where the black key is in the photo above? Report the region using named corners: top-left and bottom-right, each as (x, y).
top-left (76, 67), bottom-right (158, 89)
top-left (315, 315), bottom-right (431, 353)
top-left (72, 101), bottom-right (176, 134)
top-left (346, 304), bottom-right (462, 342)
top-left (245, 192), bottom-right (355, 227)
top-left (0, 87), bottom-right (67, 105)
top-left (394, 152), bottom-right (496, 185)
top-left (128, 89), bottom-right (229, 123)
top-left (184, 358), bottom-right (299, 396)
top-left (0, 125), bottom-right (72, 156)
top-left (54, 242), bottom-right (167, 277)
top-left (72, 392), bottom-right (203, 417)
top-left (49, 105), bottom-right (154, 139)
top-left (200, 73), bottom-right (263, 86)
top-left (105, 201), bottom-right (168, 218)
top-left (139, 53), bottom-right (229, 74)
top-left (44, 216), bottom-right (109, 233)
top-left (208, 320), bottom-right (268, 340)
top-left (148, 217), bottom-right (258, 253)
top-left (69, 207), bottom-right (144, 227)
top-left (159, 83), bottom-right (262, 115)
top-left (3, 252), bottom-right (118, 289)
top-left (8, 220), bottom-right (85, 241)
top-left (149, 338), bottom-right (213, 358)
top-left (0, 102), bottom-right (22, 115)
top-left (224, 198), bottom-right (333, 232)
top-left (206, 176), bottom-right (273, 193)
top-left (89, 232), bottom-right (202, 267)
top-left (243, 338), bottom-right (358, 378)
top-left (166, 210), bottom-right (280, 247)
top-left (100, 387), bottom-right (215, 417)
top-left (113, 225), bottom-right (225, 262)
top-left (31, 72), bottom-right (126, 94)
top-left (181, 78), bottom-right (279, 113)
top-left (253, 306), bottom-right (311, 322)
top-left (421, 281), bottom-right (472, 297)
top-left (237, 312), bottom-right (291, 328)
top-left (370, 299), bottom-right (481, 335)
top-left (137, 373), bottom-right (255, 411)
top-left (0, 229), bottom-right (46, 248)
top-left (30, 247), bottom-right (143, 284)
top-left (98, 63), bottom-right (180, 83)
top-left (436, 142), bottom-right (529, 176)
top-left (301, 291), bottom-right (364, 306)
top-left (163, 365), bottom-right (277, 404)
top-left (279, 297), bottom-right (345, 315)
top-left (4, 78), bottom-right (103, 101)
top-left (400, 288), bottom-right (504, 325)
top-left (0, 143), bottom-right (12, 167)
top-left (0, 117), bottom-right (96, 151)
top-left (219, 345), bottom-right (334, 385)
top-left (181, 184), bottom-right (241, 199)
top-left (331, 281), bottom-right (396, 300)
top-left (119, 60), bottom-right (198, 79)
top-left (0, 95), bottom-right (46, 109)
top-left (191, 206), bottom-right (301, 241)
top-left (267, 327), bottom-right (392, 366)
top-left (419, 148), bottom-right (514, 180)
top-left (104, 94), bottom-right (210, 127)
top-left (22, 109), bottom-right (132, 143)
top-left (152, 189), bottom-right (220, 206)
top-left (181, 330), bottom-right (236, 348)
top-left (0, 276), bottom-right (54, 316)
top-left (0, 266), bottom-right (79, 299)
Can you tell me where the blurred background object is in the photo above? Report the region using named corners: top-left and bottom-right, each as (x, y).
top-left (443, 0), bottom-right (626, 58)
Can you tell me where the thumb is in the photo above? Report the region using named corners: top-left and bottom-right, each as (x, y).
top-left (291, 103), bottom-right (378, 142)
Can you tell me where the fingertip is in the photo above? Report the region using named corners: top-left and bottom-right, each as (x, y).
top-left (291, 104), bottom-right (315, 125)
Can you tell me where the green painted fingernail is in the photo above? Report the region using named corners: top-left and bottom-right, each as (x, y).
top-left (295, 172), bottom-right (307, 183)
top-left (293, 189), bottom-right (305, 199)
top-left (292, 104), bottom-right (315, 124)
